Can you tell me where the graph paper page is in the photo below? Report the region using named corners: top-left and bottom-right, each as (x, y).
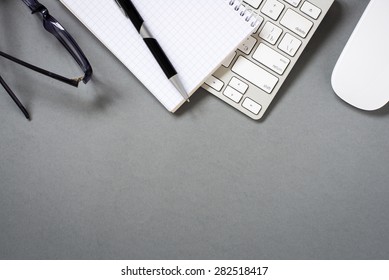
top-left (60, 0), bottom-right (257, 112)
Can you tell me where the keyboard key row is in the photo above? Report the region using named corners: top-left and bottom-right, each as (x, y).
top-left (222, 88), bottom-right (263, 116)
top-left (243, 0), bottom-right (316, 38)
top-left (205, 75), bottom-right (262, 115)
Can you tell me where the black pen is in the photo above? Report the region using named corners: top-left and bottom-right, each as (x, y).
top-left (0, 75), bottom-right (31, 120)
top-left (114, 0), bottom-right (190, 102)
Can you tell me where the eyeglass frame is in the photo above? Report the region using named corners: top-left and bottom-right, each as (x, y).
top-left (21, 0), bottom-right (93, 84)
top-left (0, 0), bottom-right (93, 120)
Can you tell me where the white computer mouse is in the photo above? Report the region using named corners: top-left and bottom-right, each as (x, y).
top-left (332, 0), bottom-right (389, 111)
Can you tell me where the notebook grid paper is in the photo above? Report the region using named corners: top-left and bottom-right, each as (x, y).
top-left (60, 0), bottom-right (257, 111)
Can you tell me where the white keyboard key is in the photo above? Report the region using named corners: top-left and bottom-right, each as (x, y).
top-left (224, 86), bottom-right (243, 103)
top-left (278, 33), bottom-right (302, 56)
top-left (242, 98), bottom-right (262, 114)
top-left (232, 56), bottom-right (278, 93)
top-left (205, 75), bottom-right (224, 91)
top-left (261, 0), bottom-right (285, 20)
top-left (222, 52), bottom-right (236, 68)
top-left (229, 77), bottom-right (249, 93)
top-left (243, 0), bottom-right (263, 9)
top-left (259, 21), bottom-right (283, 45)
top-left (238, 36), bottom-right (258, 54)
top-left (283, 0), bottom-right (302, 7)
top-left (253, 43), bottom-right (290, 75)
top-left (280, 9), bottom-right (313, 38)
top-left (301, 1), bottom-right (321, 19)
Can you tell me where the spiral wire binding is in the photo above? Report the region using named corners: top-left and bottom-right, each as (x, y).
top-left (227, 0), bottom-right (260, 27)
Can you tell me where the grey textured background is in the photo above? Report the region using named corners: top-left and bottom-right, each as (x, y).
top-left (1, 0), bottom-right (388, 260)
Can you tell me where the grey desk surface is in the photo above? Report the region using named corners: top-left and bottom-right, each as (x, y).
top-left (1, 0), bottom-right (388, 260)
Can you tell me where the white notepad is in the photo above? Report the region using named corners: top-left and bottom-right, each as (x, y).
top-left (60, 0), bottom-right (257, 112)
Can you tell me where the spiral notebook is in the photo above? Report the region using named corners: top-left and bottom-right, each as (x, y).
top-left (60, 0), bottom-right (258, 112)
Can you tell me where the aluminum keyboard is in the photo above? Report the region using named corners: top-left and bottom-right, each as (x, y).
top-left (202, 0), bottom-right (334, 120)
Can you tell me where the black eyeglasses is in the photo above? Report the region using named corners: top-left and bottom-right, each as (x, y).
top-left (21, 0), bottom-right (92, 83)
top-left (0, 0), bottom-right (93, 120)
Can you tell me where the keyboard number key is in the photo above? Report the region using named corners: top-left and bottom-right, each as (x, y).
top-left (301, 1), bottom-right (321, 19)
top-left (224, 86), bottom-right (243, 103)
top-left (278, 33), bottom-right (302, 56)
top-left (242, 98), bottom-right (262, 115)
top-left (261, 0), bottom-right (285, 21)
top-left (205, 75), bottom-right (224, 92)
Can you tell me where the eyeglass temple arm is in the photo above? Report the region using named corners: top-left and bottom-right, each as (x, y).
top-left (0, 75), bottom-right (31, 120)
top-left (0, 51), bottom-right (80, 87)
